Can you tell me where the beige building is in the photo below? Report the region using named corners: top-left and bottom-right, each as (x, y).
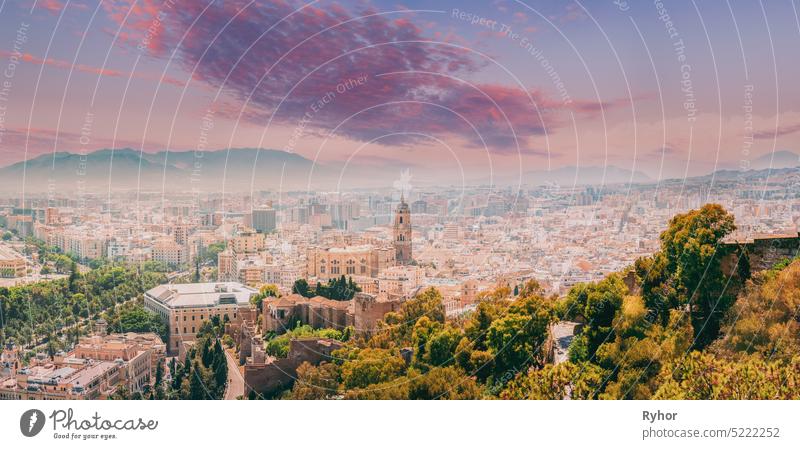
top-left (237, 255), bottom-right (266, 287)
top-left (218, 248), bottom-right (236, 281)
top-left (306, 245), bottom-right (395, 280)
top-left (231, 229), bottom-right (266, 254)
top-left (218, 229), bottom-right (269, 282)
top-left (72, 330), bottom-right (166, 393)
top-left (152, 239), bottom-right (189, 267)
top-left (0, 244), bottom-right (26, 278)
top-left (144, 282), bottom-right (258, 353)
top-left (377, 265), bottom-right (422, 298)
top-left (0, 330), bottom-right (165, 400)
top-left (172, 223), bottom-right (191, 245)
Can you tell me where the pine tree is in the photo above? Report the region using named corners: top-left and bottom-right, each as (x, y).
top-left (154, 360), bottom-right (164, 387)
top-left (68, 260), bottom-right (79, 292)
top-left (201, 340), bottom-right (211, 367)
top-left (214, 359), bottom-right (227, 395)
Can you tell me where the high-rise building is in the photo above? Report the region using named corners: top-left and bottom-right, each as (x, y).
top-left (393, 194), bottom-right (412, 265)
top-left (252, 207), bottom-right (276, 233)
top-left (172, 223), bottom-right (190, 245)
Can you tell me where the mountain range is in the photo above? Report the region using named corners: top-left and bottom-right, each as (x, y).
top-left (1, 148), bottom-right (798, 193)
top-left (0, 148), bottom-right (338, 194)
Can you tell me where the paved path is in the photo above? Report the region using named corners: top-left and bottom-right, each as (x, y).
top-left (223, 347), bottom-right (244, 400)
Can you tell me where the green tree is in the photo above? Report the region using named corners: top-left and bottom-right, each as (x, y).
top-left (251, 284), bottom-right (280, 309)
top-left (712, 259), bottom-right (800, 361)
top-left (501, 362), bottom-right (608, 399)
top-left (189, 361), bottom-right (205, 399)
top-left (407, 366), bottom-right (482, 399)
top-left (68, 260), bottom-right (79, 292)
top-left (340, 348), bottom-right (407, 389)
top-left (290, 362), bottom-right (341, 399)
top-left (656, 204), bottom-right (738, 348)
top-left (563, 274), bottom-right (627, 361)
top-left (292, 279), bottom-right (311, 297)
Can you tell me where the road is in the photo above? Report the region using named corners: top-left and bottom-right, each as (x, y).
top-left (223, 346), bottom-right (245, 400)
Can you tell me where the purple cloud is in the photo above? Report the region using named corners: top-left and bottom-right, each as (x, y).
top-left (106, 0), bottom-right (620, 154)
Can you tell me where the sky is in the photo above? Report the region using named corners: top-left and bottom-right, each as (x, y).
top-left (0, 0), bottom-right (799, 182)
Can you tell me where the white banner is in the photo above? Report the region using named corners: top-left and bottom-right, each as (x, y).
top-left (0, 400), bottom-right (797, 448)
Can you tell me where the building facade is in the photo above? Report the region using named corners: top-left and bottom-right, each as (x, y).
top-left (306, 245), bottom-right (395, 280)
top-left (144, 282), bottom-right (258, 353)
top-left (252, 208), bottom-right (277, 233)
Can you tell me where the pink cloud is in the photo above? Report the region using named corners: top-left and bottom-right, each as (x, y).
top-left (97, 0), bottom-right (625, 155)
top-left (753, 122), bottom-right (800, 139)
top-left (40, 0), bottom-right (64, 13)
top-left (0, 50), bottom-right (185, 86)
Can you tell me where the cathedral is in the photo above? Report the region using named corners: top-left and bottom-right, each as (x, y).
top-left (393, 194), bottom-right (412, 264)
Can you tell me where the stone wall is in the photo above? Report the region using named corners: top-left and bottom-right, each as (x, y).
top-left (263, 293), bottom-right (401, 336)
top-left (243, 338), bottom-right (343, 396)
top-left (722, 233), bottom-right (800, 275)
top-left (353, 293), bottom-right (402, 335)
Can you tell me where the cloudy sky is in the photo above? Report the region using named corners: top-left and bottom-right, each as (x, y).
top-left (0, 0), bottom-right (799, 182)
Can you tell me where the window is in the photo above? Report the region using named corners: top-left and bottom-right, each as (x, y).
top-left (183, 315), bottom-right (186, 321)
top-left (192, 315), bottom-right (195, 321)
top-left (400, 217), bottom-right (403, 224)
top-left (183, 327), bottom-right (186, 334)
top-left (192, 327), bottom-right (195, 333)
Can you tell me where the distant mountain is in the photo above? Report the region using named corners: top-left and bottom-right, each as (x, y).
top-left (4, 147), bottom-right (799, 194)
top-left (750, 150), bottom-right (800, 170)
top-left (0, 148), bottom-right (339, 193)
top-left (521, 165), bottom-right (652, 186)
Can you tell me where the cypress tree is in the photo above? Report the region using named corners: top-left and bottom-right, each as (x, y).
top-left (189, 361), bottom-right (205, 399)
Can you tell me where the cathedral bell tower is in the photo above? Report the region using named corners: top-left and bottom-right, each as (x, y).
top-left (393, 193), bottom-right (412, 265)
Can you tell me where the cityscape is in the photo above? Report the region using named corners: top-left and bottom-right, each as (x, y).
top-left (1, 0), bottom-right (800, 411)
top-left (2, 164), bottom-right (800, 400)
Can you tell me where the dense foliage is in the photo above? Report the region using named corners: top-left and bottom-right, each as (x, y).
top-left (102, 302), bottom-right (168, 342)
top-left (0, 264), bottom-right (166, 352)
top-left (164, 321), bottom-right (228, 400)
top-left (264, 324), bottom-right (352, 358)
top-left (281, 283), bottom-right (555, 399)
top-left (292, 275), bottom-right (361, 301)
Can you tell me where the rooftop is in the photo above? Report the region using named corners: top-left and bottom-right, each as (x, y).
top-left (0, 244), bottom-right (24, 261)
top-left (146, 282), bottom-right (257, 309)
